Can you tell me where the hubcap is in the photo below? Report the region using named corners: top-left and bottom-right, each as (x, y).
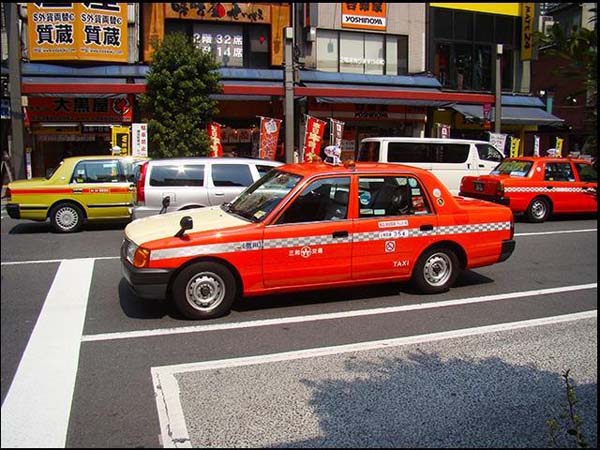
top-left (56, 206), bottom-right (79, 230)
top-left (532, 200), bottom-right (546, 219)
top-left (185, 272), bottom-right (225, 312)
top-left (424, 252), bottom-right (452, 287)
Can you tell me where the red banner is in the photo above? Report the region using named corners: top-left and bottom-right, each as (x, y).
top-left (303, 115), bottom-right (327, 162)
top-left (258, 116), bottom-right (282, 160)
top-left (208, 122), bottom-right (223, 157)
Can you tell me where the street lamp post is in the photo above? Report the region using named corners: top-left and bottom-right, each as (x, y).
top-left (284, 26), bottom-right (295, 164)
top-left (494, 44), bottom-right (503, 133)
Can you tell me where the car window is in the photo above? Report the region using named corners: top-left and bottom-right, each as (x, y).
top-left (433, 144), bottom-right (470, 163)
top-left (120, 159), bottom-right (141, 183)
top-left (387, 143), bottom-right (432, 163)
top-left (357, 141), bottom-right (380, 162)
top-left (358, 176), bottom-right (431, 217)
top-left (476, 144), bottom-right (504, 162)
top-left (256, 164), bottom-right (276, 178)
top-left (277, 177), bottom-right (351, 224)
top-left (575, 163), bottom-right (597, 182)
top-left (149, 164), bottom-right (205, 187)
top-left (491, 160), bottom-right (533, 177)
top-left (544, 162), bottom-right (574, 182)
top-left (212, 164), bottom-right (253, 187)
top-left (71, 160), bottom-right (122, 183)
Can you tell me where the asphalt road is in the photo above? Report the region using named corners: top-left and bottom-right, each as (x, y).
top-left (0, 208), bottom-right (597, 448)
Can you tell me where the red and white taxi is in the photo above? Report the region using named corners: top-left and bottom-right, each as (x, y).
top-left (460, 157), bottom-right (597, 222)
top-left (121, 161), bottom-right (516, 319)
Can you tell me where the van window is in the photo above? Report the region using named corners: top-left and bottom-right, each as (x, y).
top-left (357, 141), bottom-right (380, 161)
top-left (149, 165), bottom-right (205, 187)
top-left (476, 144), bottom-right (504, 162)
top-left (256, 164), bottom-right (276, 178)
top-left (212, 164), bottom-right (253, 187)
top-left (433, 144), bottom-right (470, 163)
top-left (387, 143), bottom-right (432, 163)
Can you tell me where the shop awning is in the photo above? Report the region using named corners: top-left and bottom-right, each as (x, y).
top-left (315, 95), bottom-right (448, 107)
top-left (452, 104), bottom-right (565, 126)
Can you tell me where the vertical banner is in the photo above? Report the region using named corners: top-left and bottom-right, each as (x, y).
top-left (482, 104), bottom-right (492, 130)
top-left (330, 119), bottom-right (345, 148)
top-left (510, 137), bottom-right (521, 158)
top-left (131, 123), bottom-right (148, 157)
top-left (25, 147), bottom-right (32, 180)
top-left (488, 132), bottom-right (508, 156)
top-left (258, 116), bottom-right (282, 160)
top-left (555, 137), bottom-right (564, 157)
top-left (112, 126), bottom-right (130, 155)
top-left (521, 3), bottom-right (535, 61)
top-left (303, 115), bottom-right (327, 162)
top-left (533, 135), bottom-right (540, 157)
top-left (208, 122), bottom-right (223, 157)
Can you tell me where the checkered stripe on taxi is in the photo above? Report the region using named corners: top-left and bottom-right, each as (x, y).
top-left (149, 221), bottom-right (510, 261)
top-left (505, 187), bottom-right (586, 193)
top-left (353, 221), bottom-right (511, 241)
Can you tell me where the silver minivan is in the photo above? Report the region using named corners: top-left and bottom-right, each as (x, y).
top-left (132, 157), bottom-right (282, 219)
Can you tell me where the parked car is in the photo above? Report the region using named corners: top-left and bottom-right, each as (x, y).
top-left (121, 161), bottom-right (515, 320)
top-left (356, 137), bottom-right (504, 194)
top-left (132, 157), bottom-right (283, 219)
top-left (6, 155), bottom-right (146, 233)
top-left (459, 156), bottom-right (597, 222)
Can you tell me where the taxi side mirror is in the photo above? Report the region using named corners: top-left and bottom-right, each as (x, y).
top-left (175, 216), bottom-right (193, 238)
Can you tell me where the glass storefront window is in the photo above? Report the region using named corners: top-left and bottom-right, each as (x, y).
top-left (317, 30), bottom-right (407, 76)
top-left (473, 45), bottom-right (492, 91)
top-left (454, 11), bottom-right (473, 41)
top-left (193, 23), bottom-right (244, 67)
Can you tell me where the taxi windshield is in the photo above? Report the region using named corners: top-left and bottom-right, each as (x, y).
top-left (222, 169), bottom-right (302, 222)
top-left (491, 160), bottom-right (533, 177)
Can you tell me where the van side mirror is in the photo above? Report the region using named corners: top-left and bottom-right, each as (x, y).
top-left (159, 196), bottom-right (170, 214)
top-left (175, 216), bottom-right (193, 238)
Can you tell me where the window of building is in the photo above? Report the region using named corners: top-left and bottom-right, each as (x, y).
top-left (317, 30), bottom-right (408, 75)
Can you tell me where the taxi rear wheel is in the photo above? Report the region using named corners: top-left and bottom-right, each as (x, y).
top-left (412, 247), bottom-right (459, 294)
top-left (172, 262), bottom-right (237, 320)
top-left (50, 203), bottom-right (84, 233)
top-left (526, 197), bottom-right (551, 223)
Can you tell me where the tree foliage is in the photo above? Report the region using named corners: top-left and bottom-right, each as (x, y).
top-left (535, 8), bottom-right (597, 152)
top-left (139, 33), bottom-right (222, 158)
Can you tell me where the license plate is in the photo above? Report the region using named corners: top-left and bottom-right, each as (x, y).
top-left (474, 182), bottom-right (484, 192)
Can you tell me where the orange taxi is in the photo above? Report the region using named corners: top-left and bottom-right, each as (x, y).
top-left (121, 161), bottom-right (516, 319)
top-left (460, 157), bottom-right (597, 222)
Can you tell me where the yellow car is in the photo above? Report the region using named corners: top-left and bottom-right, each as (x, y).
top-left (6, 155), bottom-right (146, 233)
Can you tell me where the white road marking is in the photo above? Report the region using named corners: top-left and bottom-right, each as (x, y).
top-left (82, 283), bottom-right (597, 342)
top-left (1, 256), bottom-right (119, 266)
top-left (1, 259), bottom-right (95, 449)
top-left (151, 310), bottom-right (597, 448)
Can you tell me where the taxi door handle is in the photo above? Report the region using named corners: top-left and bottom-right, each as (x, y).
top-left (72, 188), bottom-right (83, 194)
top-left (332, 231), bottom-right (349, 238)
top-left (546, 186), bottom-right (554, 190)
top-left (420, 224), bottom-right (434, 231)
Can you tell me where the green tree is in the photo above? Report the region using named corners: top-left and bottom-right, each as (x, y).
top-left (140, 33), bottom-right (222, 158)
top-left (535, 8), bottom-right (597, 154)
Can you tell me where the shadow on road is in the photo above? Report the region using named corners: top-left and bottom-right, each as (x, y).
top-left (8, 220), bottom-right (129, 234)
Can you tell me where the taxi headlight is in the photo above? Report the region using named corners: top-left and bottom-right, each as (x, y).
top-left (125, 240), bottom-right (138, 264)
top-left (133, 247), bottom-right (151, 268)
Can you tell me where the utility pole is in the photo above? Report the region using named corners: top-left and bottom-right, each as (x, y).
top-left (284, 26), bottom-right (294, 164)
top-left (6, 3), bottom-right (25, 180)
top-left (494, 43), bottom-right (503, 133)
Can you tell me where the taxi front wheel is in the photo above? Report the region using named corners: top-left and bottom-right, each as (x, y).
top-left (412, 247), bottom-right (459, 294)
top-left (172, 262), bottom-right (237, 320)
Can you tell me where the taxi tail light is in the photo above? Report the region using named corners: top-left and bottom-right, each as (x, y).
top-left (5, 187), bottom-right (11, 201)
top-left (136, 161), bottom-right (148, 205)
top-left (133, 247), bottom-right (151, 268)
top-left (496, 181), bottom-right (504, 197)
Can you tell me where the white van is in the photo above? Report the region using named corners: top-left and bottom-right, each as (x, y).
top-left (356, 137), bottom-right (504, 194)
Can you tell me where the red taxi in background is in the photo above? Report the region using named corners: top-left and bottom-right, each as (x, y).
top-left (460, 157), bottom-right (597, 222)
top-left (121, 161), bottom-right (515, 320)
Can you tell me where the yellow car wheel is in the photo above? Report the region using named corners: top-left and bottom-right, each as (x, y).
top-left (50, 203), bottom-right (84, 233)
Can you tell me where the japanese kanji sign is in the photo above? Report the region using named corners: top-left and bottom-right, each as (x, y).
top-left (258, 116), bottom-right (281, 161)
top-left (521, 3), bottom-right (534, 61)
top-left (303, 115), bottom-right (327, 162)
top-left (28, 3), bottom-right (128, 62)
top-left (342, 3), bottom-right (387, 31)
top-left (26, 96), bottom-right (133, 123)
top-left (166, 3), bottom-right (270, 23)
top-left (132, 123), bottom-right (148, 157)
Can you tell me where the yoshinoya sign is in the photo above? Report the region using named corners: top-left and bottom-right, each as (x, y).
top-left (342, 3), bottom-right (387, 31)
